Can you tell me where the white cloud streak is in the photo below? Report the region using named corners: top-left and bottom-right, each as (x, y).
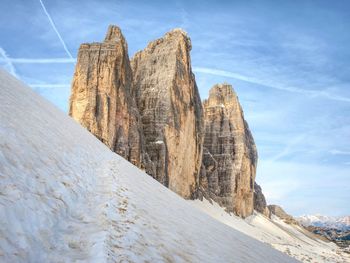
top-left (330, 149), bottom-right (350, 155)
top-left (193, 67), bottom-right (350, 103)
top-left (268, 134), bottom-right (307, 162)
top-left (0, 58), bottom-right (76, 64)
top-left (0, 47), bottom-right (18, 78)
top-left (39, 0), bottom-right (73, 59)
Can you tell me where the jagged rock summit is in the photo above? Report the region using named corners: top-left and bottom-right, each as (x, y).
top-left (199, 83), bottom-right (258, 217)
top-left (104, 25), bottom-right (127, 45)
top-left (69, 25), bottom-right (262, 218)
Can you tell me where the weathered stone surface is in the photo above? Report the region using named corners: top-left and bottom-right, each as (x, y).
top-left (69, 25), bottom-right (264, 217)
top-left (198, 148), bottom-right (220, 201)
top-left (254, 182), bottom-right (270, 217)
top-left (199, 83), bottom-right (257, 217)
top-left (268, 205), bottom-right (299, 225)
top-left (69, 25), bottom-right (145, 167)
top-left (131, 29), bottom-right (204, 199)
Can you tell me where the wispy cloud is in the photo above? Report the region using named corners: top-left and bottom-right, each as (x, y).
top-left (0, 47), bottom-right (18, 78)
top-left (268, 134), bottom-right (307, 162)
top-left (0, 57), bottom-right (76, 64)
top-left (39, 0), bottom-right (73, 59)
top-left (193, 67), bottom-right (350, 103)
top-left (330, 149), bottom-right (350, 155)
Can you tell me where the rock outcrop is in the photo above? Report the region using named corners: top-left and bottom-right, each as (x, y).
top-left (69, 25), bottom-right (145, 167)
top-left (131, 29), bottom-right (203, 198)
top-left (69, 25), bottom-right (263, 218)
top-left (268, 205), bottom-right (299, 225)
top-left (70, 26), bottom-right (203, 199)
top-left (199, 84), bottom-right (257, 217)
top-left (254, 182), bottom-right (270, 217)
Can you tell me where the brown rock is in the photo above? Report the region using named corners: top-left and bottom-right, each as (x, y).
top-left (69, 25), bottom-right (145, 167)
top-left (69, 25), bottom-right (264, 217)
top-left (131, 29), bottom-right (204, 198)
top-left (199, 148), bottom-right (220, 199)
top-left (253, 182), bottom-right (270, 217)
top-left (268, 205), bottom-right (299, 225)
top-left (199, 83), bottom-right (257, 217)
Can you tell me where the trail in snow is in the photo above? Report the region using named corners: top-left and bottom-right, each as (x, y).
top-left (0, 69), bottom-right (298, 262)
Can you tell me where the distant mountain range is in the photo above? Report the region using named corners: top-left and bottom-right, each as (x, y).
top-left (297, 215), bottom-right (350, 251)
top-left (297, 215), bottom-right (350, 230)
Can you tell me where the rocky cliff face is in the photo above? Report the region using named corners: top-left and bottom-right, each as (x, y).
top-left (69, 25), bottom-right (263, 218)
top-left (199, 84), bottom-right (258, 217)
top-left (131, 29), bottom-right (203, 199)
top-left (253, 182), bottom-right (270, 217)
top-left (70, 26), bottom-right (203, 199)
top-left (69, 25), bottom-right (145, 167)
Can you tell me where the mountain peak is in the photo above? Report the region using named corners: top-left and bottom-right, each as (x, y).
top-left (103, 25), bottom-right (128, 50)
top-left (297, 214), bottom-right (350, 230)
top-left (205, 83), bottom-right (239, 109)
top-left (104, 25), bottom-right (123, 41)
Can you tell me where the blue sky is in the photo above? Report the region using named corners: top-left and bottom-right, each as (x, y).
top-left (1, 0), bottom-right (349, 216)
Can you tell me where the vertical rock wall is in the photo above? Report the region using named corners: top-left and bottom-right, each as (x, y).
top-left (131, 29), bottom-right (204, 198)
top-left (200, 84), bottom-right (257, 217)
top-left (69, 26), bottom-right (144, 167)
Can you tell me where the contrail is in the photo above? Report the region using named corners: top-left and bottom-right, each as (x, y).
top-left (193, 67), bottom-right (350, 103)
top-left (0, 47), bottom-right (18, 77)
top-left (38, 0), bottom-right (73, 59)
top-left (0, 57), bottom-right (76, 64)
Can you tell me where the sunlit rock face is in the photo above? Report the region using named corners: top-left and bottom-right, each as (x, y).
top-left (199, 83), bottom-right (257, 218)
top-left (70, 26), bottom-right (204, 199)
top-left (131, 29), bottom-right (204, 199)
top-left (69, 25), bottom-right (261, 215)
top-left (69, 25), bottom-right (146, 168)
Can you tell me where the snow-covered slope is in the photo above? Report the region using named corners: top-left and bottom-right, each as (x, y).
top-left (190, 199), bottom-right (350, 263)
top-left (297, 215), bottom-right (350, 230)
top-left (0, 69), bottom-right (298, 262)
